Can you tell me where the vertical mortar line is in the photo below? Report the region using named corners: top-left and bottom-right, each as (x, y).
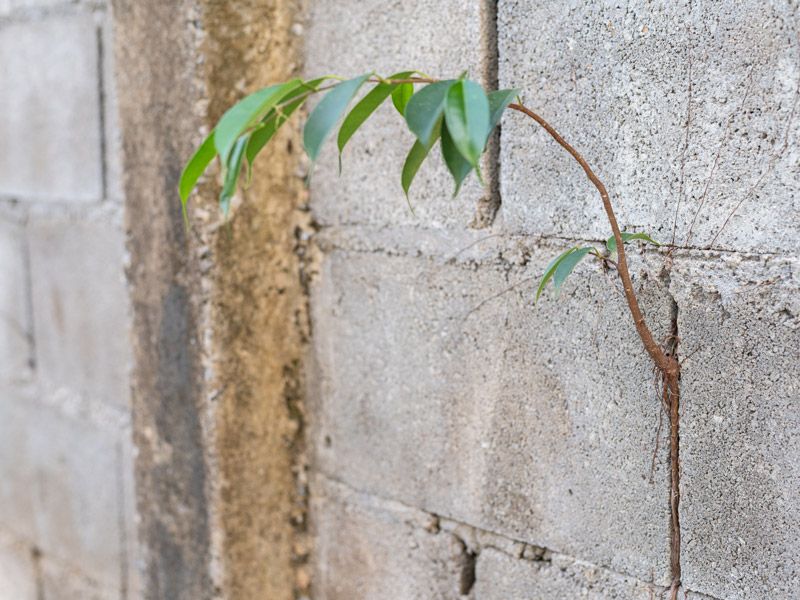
top-left (21, 210), bottom-right (37, 372)
top-left (30, 545), bottom-right (45, 600)
top-left (115, 439), bottom-right (130, 600)
top-left (95, 18), bottom-right (109, 202)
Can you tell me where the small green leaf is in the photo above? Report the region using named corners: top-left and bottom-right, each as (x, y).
top-left (443, 79), bottom-right (490, 166)
top-left (245, 77), bottom-right (330, 170)
top-left (606, 232), bottom-right (661, 253)
top-left (535, 246), bottom-right (593, 302)
top-left (553, 247), bottom-right (593, 293)
top-left (440, 121), bottom-right (472, 196)
top-left (486, 88), bottom-right (519, 137)
top-left (304, 73), bottom-right (372, 161)
top-left (405, 80), bottom-right (454, 146)
top-left (179, 130), bottom-right (216, 218)
top-left (401, 124), bottom-right (441, 197)
top-left (391, 82), bottom-right (414, 116)
top-left (337, 71), bottom-right (414, 161)
top-left (215, 79), bottom-right (302, 164)
top-left (219, 134), bottom-right (250, 216)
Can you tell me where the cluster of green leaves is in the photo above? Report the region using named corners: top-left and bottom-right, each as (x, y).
top-left (178, 72), bottom-right (518, 218)
top-left (178, 71), bottom-right (659, 301)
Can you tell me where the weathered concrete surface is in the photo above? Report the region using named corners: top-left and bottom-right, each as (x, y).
top-left (497, 0), bottom-right (800, 254)
top-left (0, 13), bottom-right (103, 202)
top-left (474, 547), bottom-right (714, 600)
top-left (309, 237), bottom-right (675, 585)
top-left (311, 475), bottom-right (474, 599)
top-left (671, 254), bottom-right (800, 599)
top-left (113, 0), bottom-right (308, 597)
top-left (306, 0), bottom-right (499, 230)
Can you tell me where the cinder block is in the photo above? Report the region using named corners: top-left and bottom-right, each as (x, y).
top-left (0, 15), bottom-right (102, 202)
top-left (474, 548), bottom-right (711, 600)
top-left (310, 242), bottom-right (675, 583)
top-left (305, 0), bottom-right (495, 230)
top-left (28, 216), bottom-right (131, 408)
top-left (0, 216), bottom-right (32, 384)
top-left (311, 476), bottom-right (473, 599)
top-left (671, 254), bottom-right (800, 599)
top-left (497, 0), bottom-right (800, 254)
top-left (0, 389), bottom-right (123, 590)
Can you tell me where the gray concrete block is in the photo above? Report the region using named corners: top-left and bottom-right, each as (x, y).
top-left (497, 0), bottom-right (800, 254)
top-left (0, 216), bottom-right (33, 384)
top-left (305, 0), bottom-right (496, 230)
top-left (0, 388), bottom-right (123, 590)
top-left (671, 254), bottom-right (800, 599)
top-left (309, 241), bottom-right (676, 583)
top-left (310, 475), bottom-right (473, 600)
top-left (0, 14), bottom-right (103, 202)
top-left (28, 215), bottom-right (131, 408)
top-left (474, 547), bottom-right (712, 600)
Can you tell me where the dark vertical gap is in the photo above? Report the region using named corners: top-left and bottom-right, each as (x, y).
top-left (30, 546), bottom-right (45, 600)
top-left (96, 22), bottom-right (109, 201)
top-left (21, 214), bottom-right (37, 372)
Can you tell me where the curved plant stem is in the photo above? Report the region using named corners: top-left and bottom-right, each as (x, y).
top-left (507, 102), bottom-right (682, 597)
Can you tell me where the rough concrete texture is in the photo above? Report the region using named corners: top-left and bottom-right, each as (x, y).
top-left (310, 238), bottom-right (675, 585)
top-left (202, 2), bottom-right (311, 598)
top-left (0, 13), bottom-right (103, 202)
top-left (670, 253), bottom-right (800, 599)
top-left (305, 0), bottom-right (499, 230)
top-left (497, 0), bottom-right (799, 254)
top-left (28, 214), bottom-right (131, 408)
top-left (474, 547), bottom-right (714, 600)
top-left (311, 475), bottom-right (475, 599)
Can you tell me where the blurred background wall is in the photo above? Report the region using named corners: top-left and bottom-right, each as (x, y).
top-left (0, 0), bottom-right (138, 598)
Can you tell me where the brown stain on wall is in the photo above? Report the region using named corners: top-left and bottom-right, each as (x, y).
top-left (201, 2), bottom-right (310, 599)
top-left (114, 0), bottom-right (308, 598)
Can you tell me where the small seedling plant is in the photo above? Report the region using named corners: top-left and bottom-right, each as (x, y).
top-left (180, 72), bottom-right (684, 599)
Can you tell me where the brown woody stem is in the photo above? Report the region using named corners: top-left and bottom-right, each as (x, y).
top-left (507, 102), bottom-right (682, 595)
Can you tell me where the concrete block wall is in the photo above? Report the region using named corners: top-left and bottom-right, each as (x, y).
top-left (305, 1), bottom-right (800, 598)
top-left (0, 0), bottom-right (137, 598)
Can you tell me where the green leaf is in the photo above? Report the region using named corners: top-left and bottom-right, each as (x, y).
top-left (553, 247), bottom-right (593, 293)
top-left (215, 79), bottom-right (302, 164)
top-left (443, 79), bottom-right (490, 167)
top-left (535, 246), bottom-right (593, 302)
top-left (401, 125), bottom-right (441, 197)
top-left (404, 80), bottom-right (454, 146)
top-left (219, 134), bottom-right (250, 216)
top-left (606, 232), bottom-right (661, 253)
top-left (304, 73), bottom-right (372, 161)
top-left (337, 71), bottom-right (415, 161)
top-left (487, 88), bottom-right (519, 136)
top-left (391, 82), bottom-right (414, 116)
top-left (245, 77), bottom-right (330, 170)
top-left (440, 121), bottom-right (472, 196)
top-left (179, 130), bottom-right (216, 218)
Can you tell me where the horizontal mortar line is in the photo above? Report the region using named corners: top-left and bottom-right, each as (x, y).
top-left (314, 470), bottom-right (722, 599)
top-left (0, 1), bottom-right (107, 26)
top-left (314, 226), bottom-right (791, 266)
